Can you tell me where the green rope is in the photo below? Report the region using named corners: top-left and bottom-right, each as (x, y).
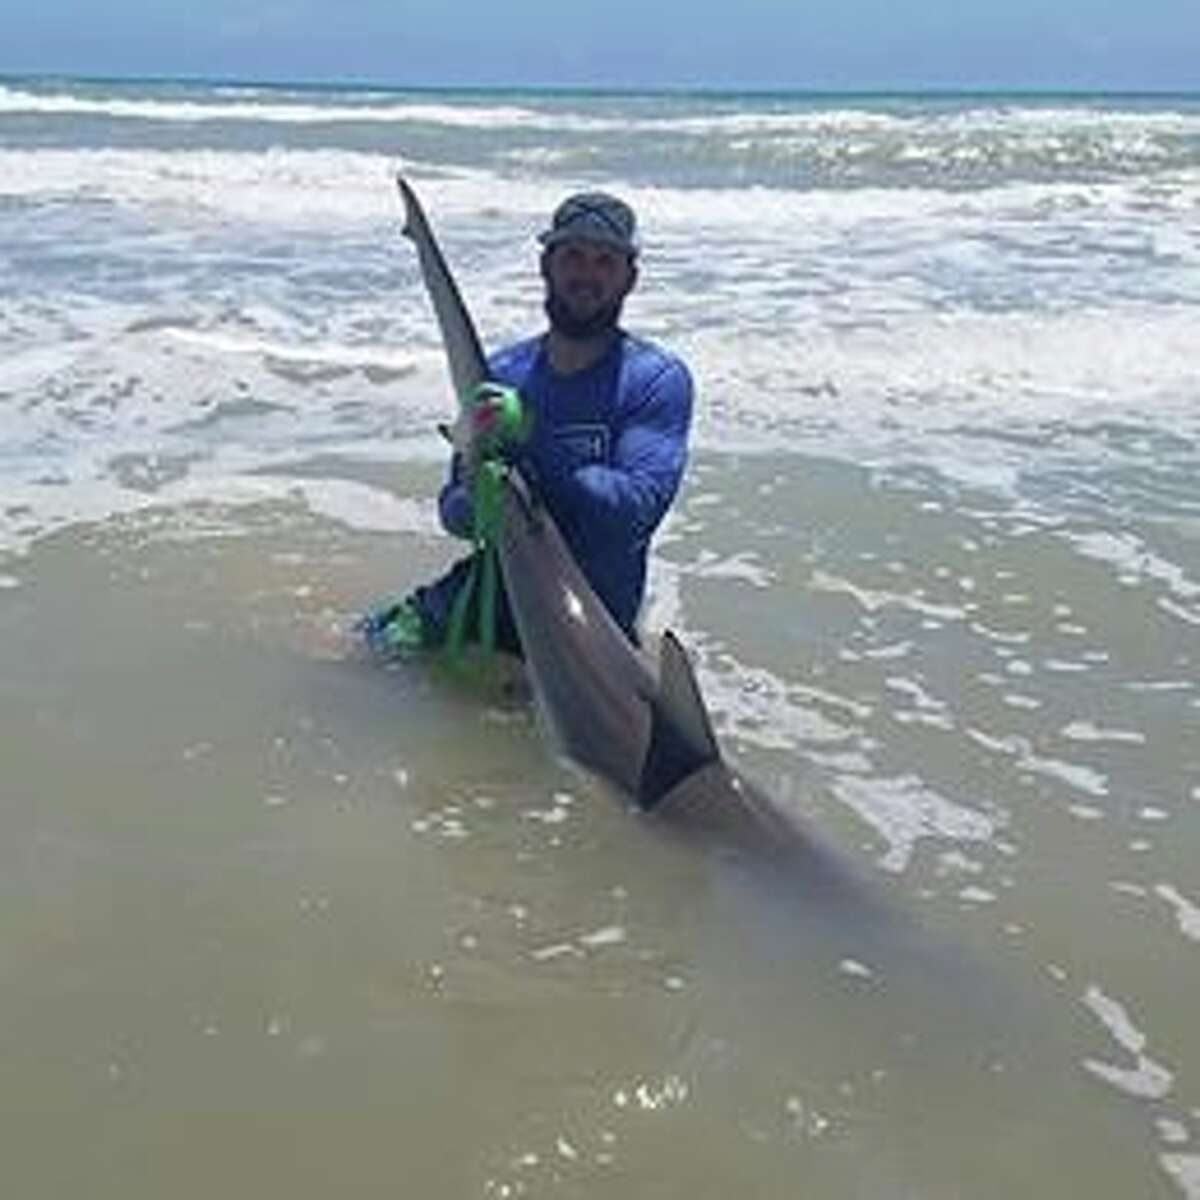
top-left (443, 385), bottom-right (526, 667)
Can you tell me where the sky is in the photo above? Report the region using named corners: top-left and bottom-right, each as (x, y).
top-left (3, 0), bottom-right (1199, 91)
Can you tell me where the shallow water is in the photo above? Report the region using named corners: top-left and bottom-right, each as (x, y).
top-left (1, 470), bottom-right (1194, 1198)
top-left (2, 79), bottom-right (1200, 1197)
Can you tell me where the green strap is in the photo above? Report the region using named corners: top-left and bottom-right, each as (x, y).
top-left (441, 384), bottom-right (528, 669)
top-left (444, 457), bottom-right (508, 666)
top-left (444, 554), bottom-right (479, 660)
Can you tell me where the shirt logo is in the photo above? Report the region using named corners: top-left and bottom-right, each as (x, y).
top-left (555, 424), bottom-right (610, 466)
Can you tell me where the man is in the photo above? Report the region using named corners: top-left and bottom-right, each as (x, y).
top-left (362, 190), bottom-right (693, 655)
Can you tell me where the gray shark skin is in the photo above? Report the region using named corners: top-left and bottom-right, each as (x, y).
top-left (396, 176), bottom-right (487, 454)
top-left (396, 174), bottom-right (866, 897)
top-left (497, 472), bottom-right (862, 904)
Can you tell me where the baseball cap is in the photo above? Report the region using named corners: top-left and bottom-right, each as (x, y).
top-left (537, 192), bottom-right (639, 256)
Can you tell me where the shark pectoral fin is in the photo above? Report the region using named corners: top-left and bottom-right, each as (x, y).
top-left (636, 630), bottom-right (722, 809)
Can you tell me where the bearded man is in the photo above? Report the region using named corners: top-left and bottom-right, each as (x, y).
top-left (363, 191), bottom-right (694, 655)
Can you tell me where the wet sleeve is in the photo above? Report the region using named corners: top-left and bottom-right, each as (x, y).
top-left (561, 359), bottom-right (693, 541)
top-left (438, 454), bottom-right (473, 539)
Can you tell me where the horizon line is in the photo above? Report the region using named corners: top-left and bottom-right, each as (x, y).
top-left (3, 69), bottom-right (1199, 101)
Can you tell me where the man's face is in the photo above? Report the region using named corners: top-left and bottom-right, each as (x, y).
top-left (542, 238), bottom-right (636, 340)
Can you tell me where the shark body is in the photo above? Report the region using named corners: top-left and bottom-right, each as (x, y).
top-left (398, 175), bottom-right (859, 895)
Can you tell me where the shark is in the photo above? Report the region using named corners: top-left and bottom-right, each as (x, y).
top-left (397, 175), bottom-right (862, 896)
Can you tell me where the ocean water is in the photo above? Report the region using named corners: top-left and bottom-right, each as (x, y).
top-left (2, 76), bottom-right (1199, 1197)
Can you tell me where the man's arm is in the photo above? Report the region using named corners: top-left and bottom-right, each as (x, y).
top-left (553, 359), bottom-right (693, 542)
top-left (438, 455), bottom-right (473, 539)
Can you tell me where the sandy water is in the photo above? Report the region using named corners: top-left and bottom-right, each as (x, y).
top-left (2, 458), bottom-right (1196, 1197)
top-left (2, 79), bottom-right (1200, 1196)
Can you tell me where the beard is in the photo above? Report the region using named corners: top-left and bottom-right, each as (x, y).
top-left (544, 285), bottom-right (627, 341)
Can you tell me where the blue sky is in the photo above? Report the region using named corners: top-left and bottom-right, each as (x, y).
top-left (4, 0), bottom-right (1199, 90)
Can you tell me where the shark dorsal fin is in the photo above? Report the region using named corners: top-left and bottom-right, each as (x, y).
top-left (636, 631), bottom-right (722, 808)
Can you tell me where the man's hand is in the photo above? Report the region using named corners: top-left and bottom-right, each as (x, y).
top-left (463, 383), bottom-right (525, 481)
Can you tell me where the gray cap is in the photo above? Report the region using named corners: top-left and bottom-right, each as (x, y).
top-left (537, 191), bottom-right (639, 256)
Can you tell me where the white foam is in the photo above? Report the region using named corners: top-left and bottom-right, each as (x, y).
top-left (577, 926), bottom-right (626, 949)
top-left (648, 109), bottom-right (907, 136)
top-left (831, 773), bottom-right (996, 874)
top-left (1163, 1153), bottom-right (1200, 1199)
top-left (3, 101), bottom-right (1199, 555)
top-left (885, 676), bottom-right (949, 712)
top-left (263, 476), bottom-right (439, 536)
top-left (9, 85), bottom-right (1200, 148)
top-left (165, 327), bottom-right (417, 374)
top-left (680, 548), bottom-right (775, 588)
top-left (0, 452), bottom-right (441, 556)
top-left (0, 85), bottom-right (921, 145)
top-left (0, 84), bottom-right (607, 132)
top-left (0, 146), bottom-right (405, 225)
top-left (0, 85), bottom-right (890, 140)
top-left (1060, 722), bottom-right (1146, 745)
top-left (7, 85), bottom-right (1178, 141)
top-left (0, 343), bottom-right (86, 391)
top-left (6, 143), bottom-right (1199, 236)
top-left (967, 729), bottom-right (1110, 798)
top-left (1065, 531), bottom-right (1200, 623)
top-left (1082, 984), bottom-right (1174, 1101)
top-left (941, 104), bottom-right (1200, 135)
top-left (1160, 1120), bottom-right (1191, 1147)
top-left (0, 288), bottom-right (463, 554)
top-left (1160, 598), bottom-right (1200, 626)
top-left (689, 302), bottom-right (1200, 454)
top-left (808, 571), bottom-right (967, 622)
top-left (643, 553), bottom-right (867, 748)
top-left (1156, 885), bottom-right (1200, 944)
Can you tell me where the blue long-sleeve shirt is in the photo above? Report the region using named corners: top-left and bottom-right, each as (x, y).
top-left (439, 331), bottom-right (693, 635)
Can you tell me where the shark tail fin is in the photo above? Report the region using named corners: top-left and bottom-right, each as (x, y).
top-left (396, 175), bottom-right (420, 241)
top-left (637, 630), bottom-right (722, 809)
